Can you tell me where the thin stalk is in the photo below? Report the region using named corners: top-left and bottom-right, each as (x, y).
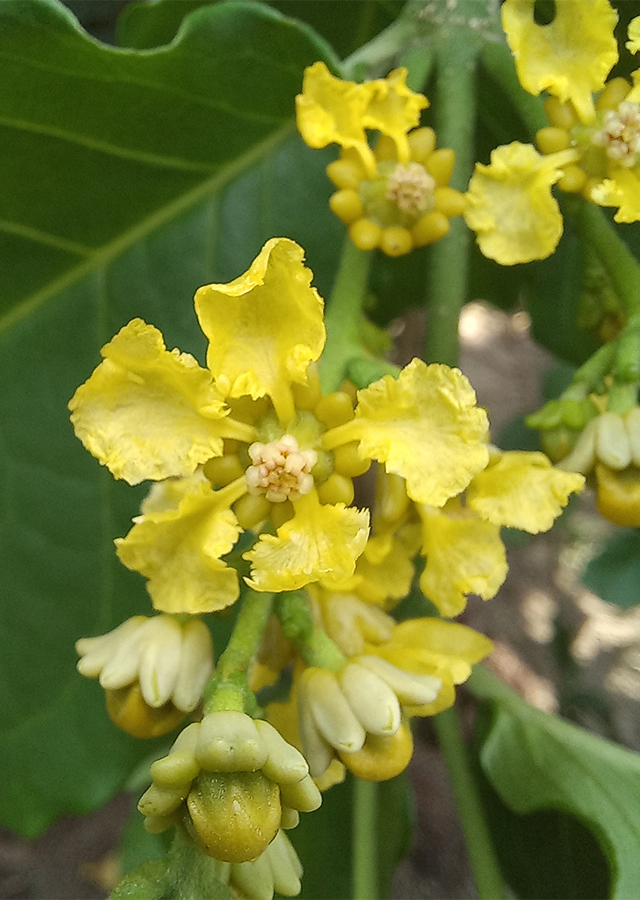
top-left (216, 590), bottom-right (274, 681)
top-left (425, 26), bottom-right (481, 366)
top-left (352, 777), bottom-right (378, 900)
top-left (572, 198), bottom-right (640, 318)
top-left (319, 237), bottom-right (373, 392)
top-left (433, 708), bottom-right (506, 900)
top-left (203, 590), bottom-right (273, 713)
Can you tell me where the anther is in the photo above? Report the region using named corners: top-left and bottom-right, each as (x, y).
top-left (245, 435), bottom-right (317, 503)
top-left (386, 162), bottom-right (435, 214)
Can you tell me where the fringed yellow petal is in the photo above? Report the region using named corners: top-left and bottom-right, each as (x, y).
top-left (195, 239), bottom-right (325, 425)
top-left (418, 508), bottom-right (507, 618)
top-left (464, 143), bottom-right (577, 264)
top-left (116, 472), bottom-right (243, 614)
top-left (324, 359), bottom-right (489, 507)
top-left (354, 530), bottom-right (417, 608)
top-left (377, 618), bottom-right (493, 685)
top-left (627, 17), bottom-right (640, 55)
top-left (296, 61), bottom-right (377, 176)
top-left (589, 169), bottom-right (640, 223)
top-left (467, 450), bottom-right (584, 532)
top-left (501, 0), bottom-right (618, 123)
top-left (362, 68), bottom-right (428, 164)
top-left (244, 491), bottom-right (369, 592)
top-left (69, 319), bottom-right (229, 485)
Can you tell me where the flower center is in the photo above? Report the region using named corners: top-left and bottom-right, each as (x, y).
top-left (245, 435), bottom-right (317, 503)
top-left (592, 101), bottom-right (640, 167)
top-left (385, 162), bottom-right (435, 214)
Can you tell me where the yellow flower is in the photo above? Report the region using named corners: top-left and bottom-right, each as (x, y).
top-left (627, 16), bottom-right (640, 55)
top-left (244, 491), bottom-right (369, 593)
top-left (296, 62), bottom-right (464, 256)
top-left (115, 472), bottom-right (244, 614)
top-left (372, 617), bottom-right (493, 716)
top-left (68, 318), bottom-right (247, 485)
top-left (501, 0), bottom-right (618, 124)
top-left (367, 444), bottom-right (583, 618)
top-left (322, 360), bottom-right (489, 507)
top-left (296, 61), bottom-right (426, 176)
top-left (194, 239), bottom-right (325, 425)
top-left (464, 142), bottom-right (578, 265)
top-left (70, 239), bottom-right (489, 611)
top-left (501, 5), bottom-right (640, 224)
top-left (296, 61), bottom-right (379, 175)
top-left (466, 449), bottom-right (585, 533)
top-left (418, 504), bottom-right (507, 619)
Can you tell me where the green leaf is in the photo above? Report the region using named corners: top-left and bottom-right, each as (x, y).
top-left (480, 776), bottom-right (610, 900)
top-left (0, 0), bottom-right (341, 835)
top-left (523, 219), bottom-right (600, 367)
top-left (293, 778), bottom-right (353, 900)
top-left (581, 530), bottom-right (640, 609)
top-left (469, 666), bottom-right (640, 899)
top-left (116, 0), bottom-right (217, 49)
top-left (119, 0), bottom-right (406, 59)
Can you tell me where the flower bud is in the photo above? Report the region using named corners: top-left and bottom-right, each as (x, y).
top-left (186, 770), bottom-right (281, 863)
top-left (76, 614), bottom-right (214, 737)
top-left (138, 711), bottom-right (321, 863)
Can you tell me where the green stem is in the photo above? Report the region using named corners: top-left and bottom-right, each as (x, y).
top-left (433, 707), bottom-right (506, 900)
top-left (203, 590), bottom-right (273, 713)
top-left (274, 591), bottom-right (346, 670)
top-left (352, 778), bottom-right (378, 900)
top-left (425, 24), bottom-right (481, 366)
top-left (572, 199), bottom-right (640, 317)
top-left (319, 236), bottom-right (373, 393)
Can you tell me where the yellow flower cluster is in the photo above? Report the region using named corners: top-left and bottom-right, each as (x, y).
top-left (254, 449), bottom-right (582, 785)
top-left (70, 234), bottom-right (584, 891)
top-left (296, 62), bottom-right (465, 256)
top-left (466, 0), bottom-right (640, 264)
top-left (69, 238), bottom-right (490, 615)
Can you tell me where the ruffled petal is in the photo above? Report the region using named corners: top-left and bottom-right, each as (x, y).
top-left (195, 239), bottom-right (325, 425)
top-left (69, 319), bottom-right (231, 485)
top-left (361, 68), bottom-right (429, 164)
top-left (589, 168), bottom-right (640, 223)
top-left (501, 0), bottom-right (618, 123)
top-left (244, 490), bottom-right (369, 592)
top-left (354, 528), bottom-right (418, 607)
top-left (324, 359), bottom-right (489, 507)
top-left (376, 618), bottom-right (493, 685)
top-left (418, 508), bottom-right (507, 617)
top-left (296, 62), bottom-right (377, 176)
top-left (627, 17), bottom-right (640, 55)
top-left (467, 450), bottom-right (585, 532)
top-left (464, 143), bottom-right (577, 264)
top-left (371, 618), bottom-right (492, 716)
top-left (116, 472), bottom-right (243, 614)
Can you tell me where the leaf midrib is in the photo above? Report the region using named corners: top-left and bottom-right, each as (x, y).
top-left (0, 119), bottom-right (296, 337)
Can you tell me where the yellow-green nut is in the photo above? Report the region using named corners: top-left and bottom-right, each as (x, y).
top-left (187, 770), bottom-right (282, 863)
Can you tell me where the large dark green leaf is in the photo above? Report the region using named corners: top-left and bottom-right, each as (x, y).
top-left (0, 0), bottom-right (342, 836)
top-left (469, 666), bottom-right (640, 899)
top-left (118, 0), bottom-right (406, 58)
